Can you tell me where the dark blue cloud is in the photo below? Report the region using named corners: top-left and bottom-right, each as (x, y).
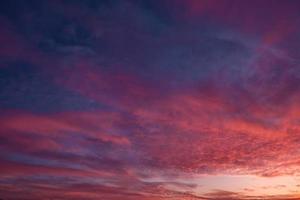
top-left (0, 62), bottom-right (102, 112)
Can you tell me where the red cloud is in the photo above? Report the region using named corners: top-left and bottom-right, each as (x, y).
top-left (0, 159), bottom-right (112, 178)
top-left (0, 111), bottom-right (131, 146)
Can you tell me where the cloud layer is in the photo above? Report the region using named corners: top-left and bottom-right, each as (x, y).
top-left (1, 0), bottom-right (300, 199)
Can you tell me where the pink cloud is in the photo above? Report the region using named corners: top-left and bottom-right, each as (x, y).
top-left (0, 111), bottom-right (131, 146)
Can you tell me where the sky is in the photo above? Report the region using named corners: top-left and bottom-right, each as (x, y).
top-left (1, 0), bottom-right (300, 199)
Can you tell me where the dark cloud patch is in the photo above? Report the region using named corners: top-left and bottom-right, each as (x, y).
top-left (1, 0), bottom-right (252, 87)
top-left (0, 62), bottom-right (102, 113)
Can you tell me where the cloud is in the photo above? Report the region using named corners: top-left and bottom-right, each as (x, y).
top-left (1, 0), bottom-right (300, 199)
top-left (0, 111), bottom-right (131, 146)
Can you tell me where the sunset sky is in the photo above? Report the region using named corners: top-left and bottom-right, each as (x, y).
top-left (1, 0), bottom-right (300, 199)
